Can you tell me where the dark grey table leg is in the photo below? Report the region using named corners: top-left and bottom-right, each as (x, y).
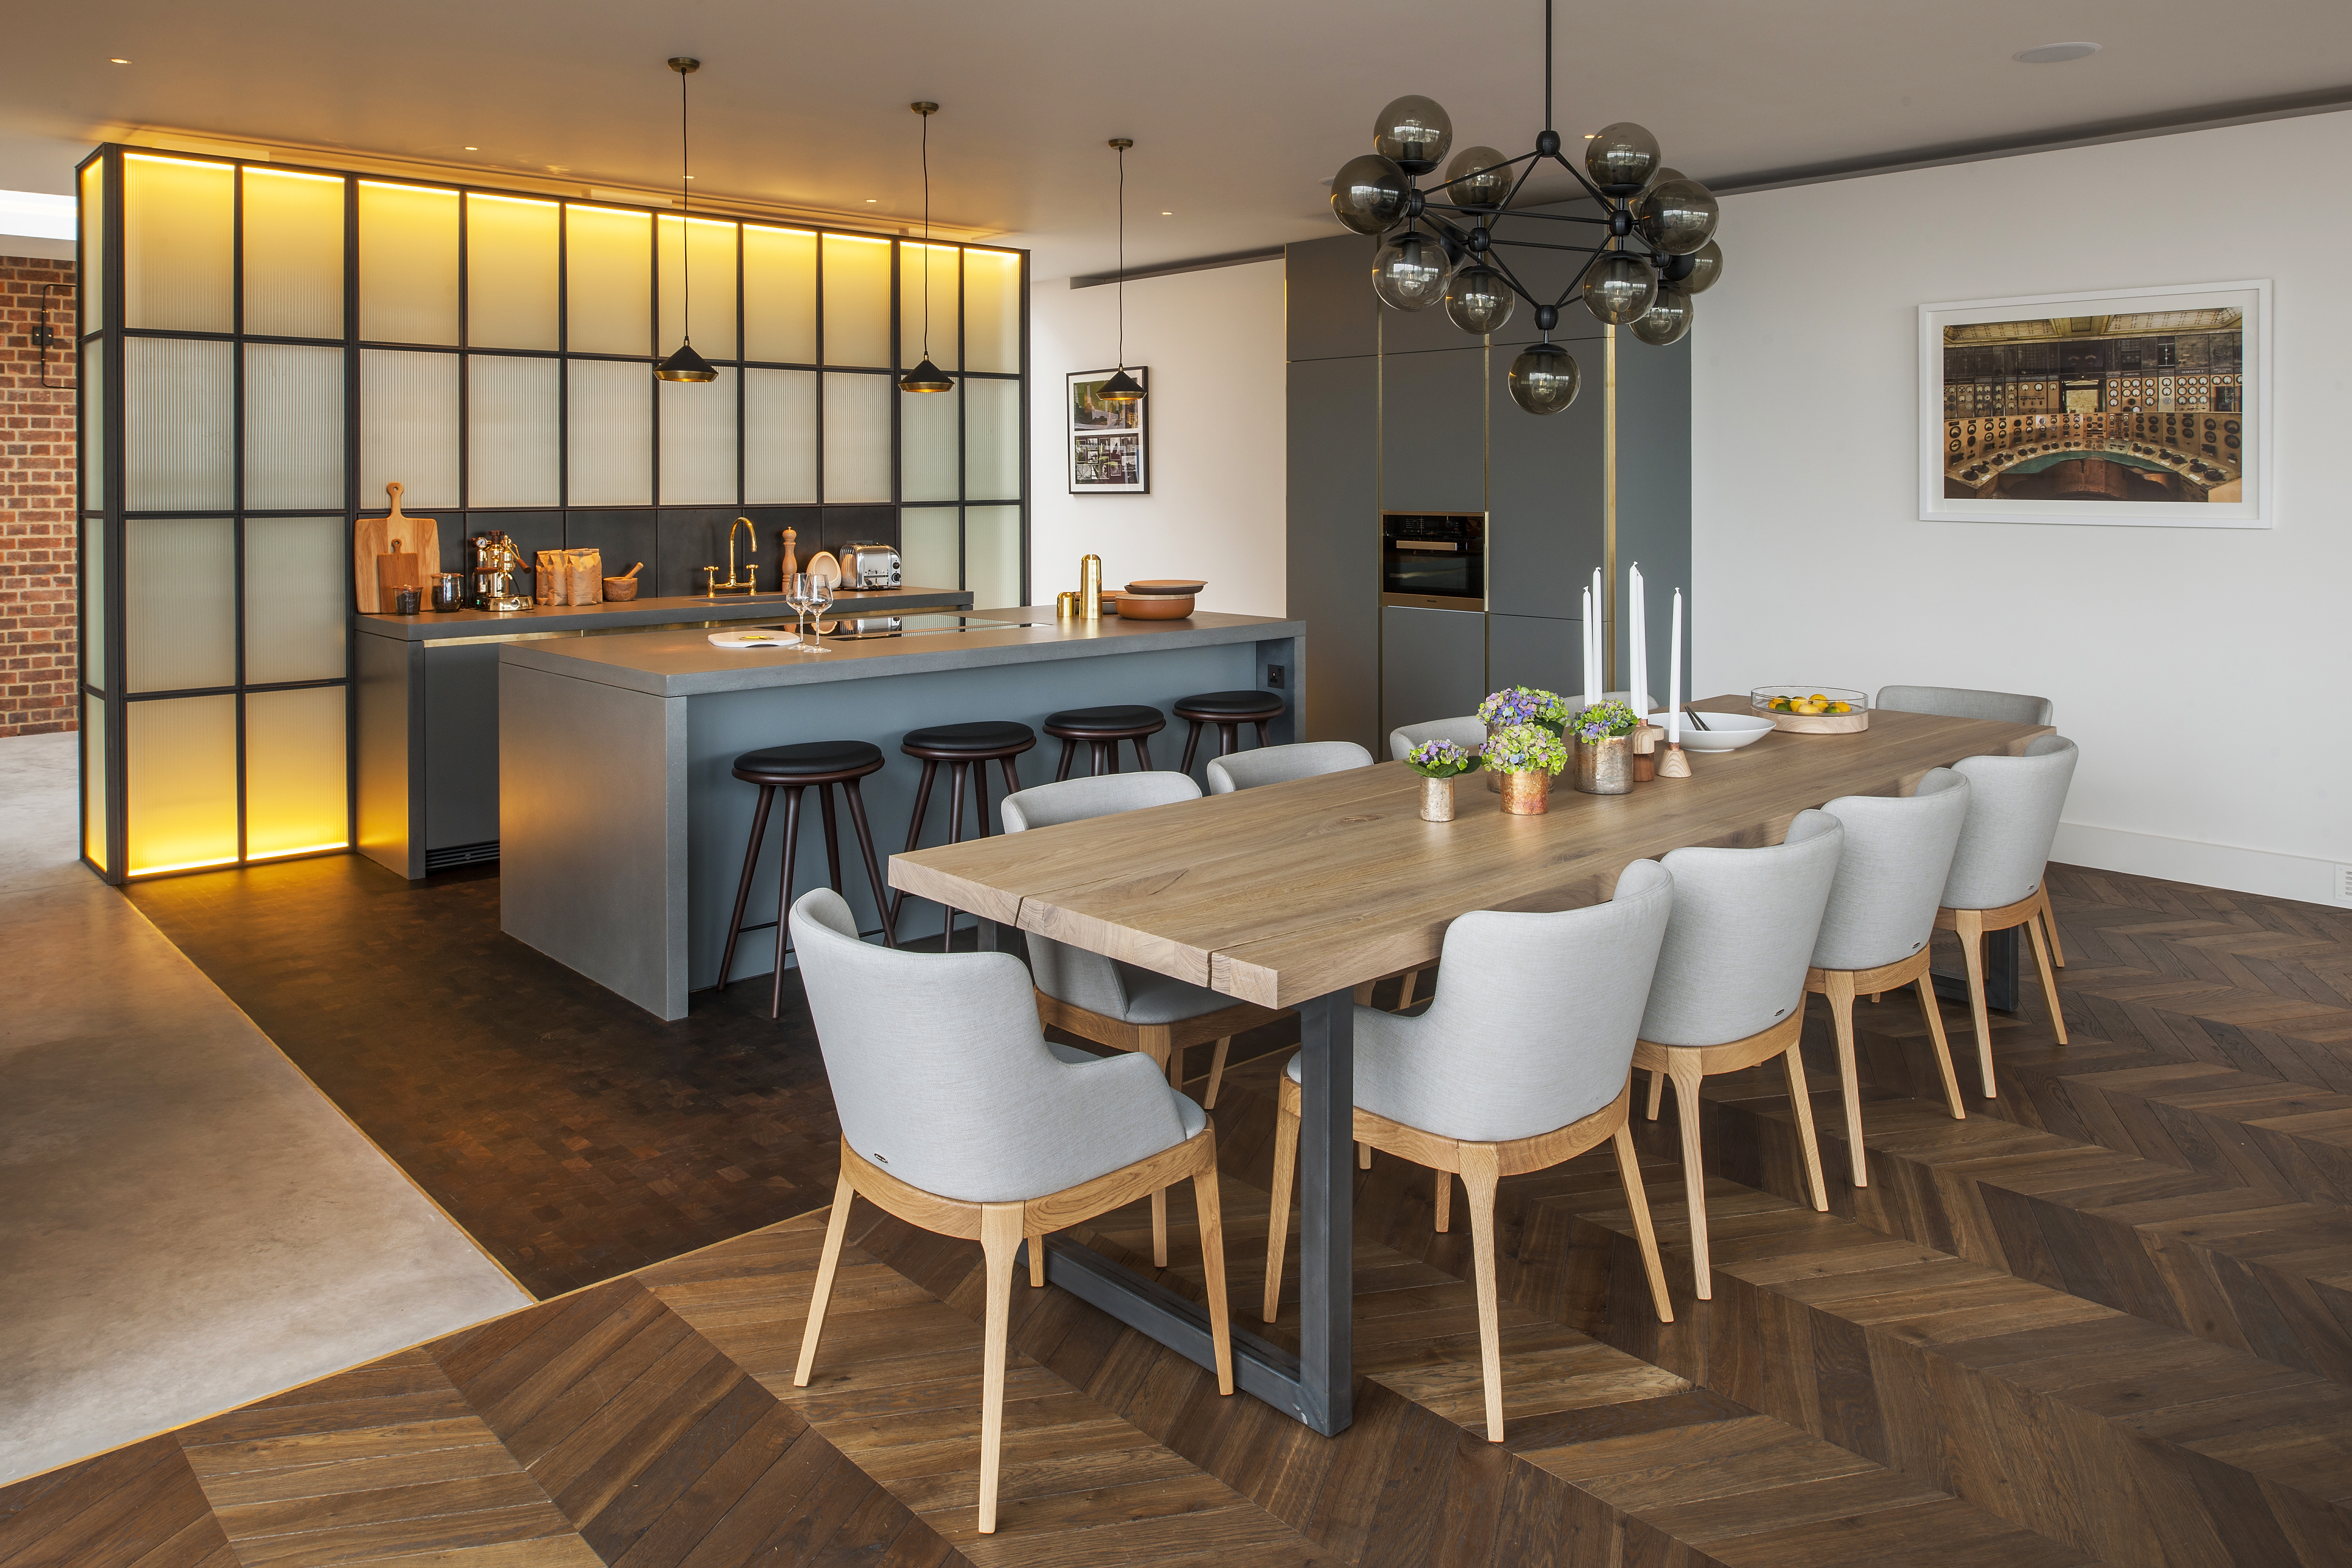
top-left (1029, 983), bottom-right (1357, 1437)
top-left (1933, 924), bottom-right (2020, 1012)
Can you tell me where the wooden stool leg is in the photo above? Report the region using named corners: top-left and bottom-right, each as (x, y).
top-left (1612, 1124), bottom-right (1674, 1324)
top-left (716, 784), bottom-right (776, 992)
top-left (840, 777), bottom-right (896, 948)
top-left (1055, 737), bottom-right (1076, 782)
top-left (1646, 1066), bottom-right (1664, 1120)
top-left (997, 754), bottom-right (1023, 805)
top-left (1824, 970), bottom-right (1867, 1188)
top-left (793, 1166), bottom-right (856, 1387)
top-left (768, 786), bottom-right (805, 1020)
top-left (1435, 1169), bottom-right (1452, 1232)
top-left (1091, 738), bottom-right (1112, 776)
top-left (1217, 721), bottom-right (1238, 757)
top-left (1916, 975), bottom-right (1965, 1119)
top-left (1460, 1143), bottom-right (1505, 1443)
top-left (1264, 1084), bottom-right (1299, 1322)
top-left (973, 757), bottom-right (993, 840)
top-left (1253, 719), bottom-right (1271, 748)
top-left (1133, 732), bottom-right (1155, 771)
top-left (2026, 913), bottom-right (2067, 1045)
top-left (1027, 1232), bottom-right (1046, 1288)
top-left (942, 762), bottom-right (970, 950)
top-left (1203, 1037), bottom-right (1230, 1108)
top-left (1955, 908), bottom-right (1996, 1097)
top-left (976, 1203), bottom-right (1022, 1535)
top-left (889, 760), bottom-right (939, 927)
top-left (1783, 1044), bottom-right (1829, 1212)
top-left (2038, 886), bottom-right (2067, 968)
top-left (817, 782), bottom-right (844, 894)
top-left (1180, 719), bottom-right (1205, 775)
top-left (1666, 1052), bottom-right (1713, 1299)
top-left (1191, 1160), bottom-right (1236, 1395)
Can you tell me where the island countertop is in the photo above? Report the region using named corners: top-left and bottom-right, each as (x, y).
top-left (353, 584), bottom-right (974, 642)
top-left (497, 608), bottom-right (1307, 698)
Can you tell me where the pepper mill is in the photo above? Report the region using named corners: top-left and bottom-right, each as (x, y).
top-left (1080, 554), bottom-right (1103, 621)
top-left (777, 526), bottom-right (799, 583)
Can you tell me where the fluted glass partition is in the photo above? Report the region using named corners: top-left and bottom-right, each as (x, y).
top-left (79, 142), bottom-right (1027, 881)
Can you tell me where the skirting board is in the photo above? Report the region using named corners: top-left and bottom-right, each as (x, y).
top-left (2054, 821), bottom-right (2351, 910)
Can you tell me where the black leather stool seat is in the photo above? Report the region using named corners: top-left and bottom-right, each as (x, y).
top-left (1044, 704), bottom-right (1166, 736)
top-left (1174, 689), bottom-right (1284, 720)
top-left (733, 739), bottom-right (884, 782)
top-left (903, 720), bottom-right (1036, 756)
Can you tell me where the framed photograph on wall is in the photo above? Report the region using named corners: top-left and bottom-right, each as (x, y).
top-left (1919, 280), bottom-right (2270, 528)
top-left (1069, 368), bottom-right (1148, 493)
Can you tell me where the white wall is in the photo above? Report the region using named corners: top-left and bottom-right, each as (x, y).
top-left (1693, 112), bottom-right (2352, 906)
top-left (1029, 259), bottom-right (1286, 618)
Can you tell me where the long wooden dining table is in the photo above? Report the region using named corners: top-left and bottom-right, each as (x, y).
top-left (887, 695), bottom-right (2056, 1436)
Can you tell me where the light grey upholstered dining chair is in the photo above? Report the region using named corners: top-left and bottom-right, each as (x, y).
top-left (1637, 812), bottom-right (1844, 1299)
top-left (786, 888), bottom-right (1233, 1535)
top-left (1001, 772), bottom-right (1281, 1222)
top-left (1388, 715), bottom-right (1486, 762)
top-left (1204, 739), bottom-right (1374, 794)
top-left (1938, 735), bottom-right (2078, 1097)
top-left (1262, 860), bottom-right (1678, 1442)
top-left (1876, 684), bottom-right (2055, 726)
top-left (1802, 770), bottom-right (1974, 1185)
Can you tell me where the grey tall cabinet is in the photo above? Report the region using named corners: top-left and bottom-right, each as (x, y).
top-left (1283, 231), bottom-right (1691, 751)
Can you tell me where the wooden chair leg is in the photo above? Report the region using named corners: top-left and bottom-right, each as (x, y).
top-left (1359, 1141), bottom-right (1372, 1170)
top-left (1646, 1066), bottom-right (1664, 1120)
top-left (2038, 885), bottom-right (2067, 968)
top-left (1460, 1143), bottom-right (1505, 1443)
top-left (1191, 1163), bottom-right (1236, 1395)
top-left (1353, 980), bottom-right (1376, 1006)
top-left (1435, 1168), bottom-right (1452, 1232)
top-left (1782, 1044), bottom-right (1829, 1213)
top-left (1823, 971), bottom-right (1867, 1188)
top-left (1397, 970), bottom-right (1419, 1010)
top-left (793, 1166), bottom-right (856, 1387)
top-left (1915, 975), bottom-right (1967, 1120)
top-left (1612, 1124), bottom-right (1674, 1323)
top-left (1264, 1091), bottom-right (1298, 1322)
top-left (1203, 1037), bottom-right (1230, 1109)
top-left (1151, 1186), bottom-right (1168, 1268)
top-left (1666, 1053), bottom-right (1713, 1299)
top-left (1954, 908), bottom-right (1996, 1097)
top-left (975, 1203), bottom-right (1022, 1535)
top-left (2025, 912), bottom-right (2068, 1045)
top-left (1027, 1232), bottom-right (1046, 1288)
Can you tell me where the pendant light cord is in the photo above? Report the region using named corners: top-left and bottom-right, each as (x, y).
top-left (1116, 142), bottom-right (1127, 370)
top-left (678, 64), bottom-right (692, 342)
top-left (921, 110), bottom-right (932, 359)
top-left (1544, 0), bottom-right (1553, 133)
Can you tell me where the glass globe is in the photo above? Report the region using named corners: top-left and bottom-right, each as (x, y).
top-left (1330, 153), bottom-right (1410, 236)
top-left (1374, 94), bottom-right (1453, 174)
top-left (1682, 238), bottom-right (1724, 293)
top-left (1642, 166), bottom-right (1685, 193)
top-left (1444, 145), bottom-right (1511, 208)
top-left (1582, 122), bottom-right (1660, 195)
top-left (1581, 250), bottom-right (1657, 326)
top-left (1508, 342), bottom-right (1581, 415)
top-left (1372, 230), bottom-right (1452, 312)
top-left (1443, 266), bottom-right (1515, 335)
top-left (1634, 178), bottom-right (1719, 255)
top-left (1629, 284), bottom-right (1693, 345)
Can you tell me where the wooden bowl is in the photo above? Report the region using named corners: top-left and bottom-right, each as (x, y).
top-left (1113, 592), bottom-right (1194, 620)
top-left (1751, 686), bottom-right (1869, 733)
top-left (1125, 579), bottom-right (1206, 596)
top-left (602, 577), bottom-right (640, 602)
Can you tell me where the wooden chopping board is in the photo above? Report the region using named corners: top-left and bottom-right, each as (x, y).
top-left (354, 482), bottom-right (441, 612)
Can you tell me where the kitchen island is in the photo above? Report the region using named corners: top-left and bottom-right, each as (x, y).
top-left (498, 609), bottom-right (1305, 1019)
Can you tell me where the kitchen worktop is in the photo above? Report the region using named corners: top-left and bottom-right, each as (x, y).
top-left (352, 585), bottom-right (973, 641)
top-left (497, 609), bottom-right (1307, 698)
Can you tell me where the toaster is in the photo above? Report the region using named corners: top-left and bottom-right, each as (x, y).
top-left (838, 542), bottom-right (901, 589)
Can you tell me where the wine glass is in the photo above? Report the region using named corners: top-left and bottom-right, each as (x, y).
top-left (803, 570), bottom-right (834, 652)
top-left (784, 572), bottom-right (816, 644)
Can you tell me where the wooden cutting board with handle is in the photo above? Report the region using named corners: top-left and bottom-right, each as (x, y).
top-left (354, 482), bottom-right (441, 612)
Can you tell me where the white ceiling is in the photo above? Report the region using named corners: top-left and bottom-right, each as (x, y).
top-left (6, 0), bottom-right (2350, 278)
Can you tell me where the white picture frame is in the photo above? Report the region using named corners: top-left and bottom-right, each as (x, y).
top-left (1918, 280), bottom-right (2270, 528)
top-left (1068, 368), bottom-right (1148, 493)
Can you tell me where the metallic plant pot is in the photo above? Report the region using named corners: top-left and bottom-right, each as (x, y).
top-left (1574, 735), bottom-right (1633, 794)
top-left (1498, 770), bottom-right (1552, 815)
top-left (1419, 775), bottom-right (1457, 822)
top-left (1484, 721), bottom-right (1505, 790)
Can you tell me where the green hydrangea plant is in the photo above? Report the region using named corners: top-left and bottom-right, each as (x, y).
top-left (1483, 723), bottom-right (1568, 776)
top-left (1403, 738), bottom-right (1479, 779)
top-left (1570, 699), bottom-right (1640, 742)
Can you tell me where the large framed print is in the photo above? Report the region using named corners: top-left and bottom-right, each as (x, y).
top-left (1069, 368), bottom-right (1148, 493)
top-left (1919, 280), bottom-right (2270, 528)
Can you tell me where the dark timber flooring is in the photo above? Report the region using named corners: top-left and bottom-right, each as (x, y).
top-left (7, 855), bottom-right (2340, 1564)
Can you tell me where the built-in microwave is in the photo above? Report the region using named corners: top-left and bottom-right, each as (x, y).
top-left (1381, 512), bottom-right (1486, 609)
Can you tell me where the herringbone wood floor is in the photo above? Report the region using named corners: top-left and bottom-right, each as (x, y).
top-left (12, 863), bottom-right (2352, 1566)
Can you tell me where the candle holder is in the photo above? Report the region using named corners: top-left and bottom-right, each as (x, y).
top-left (1630, 723), bottom-right (1659, 782)
top-left (1656, 742), bottom-right (1692, 778)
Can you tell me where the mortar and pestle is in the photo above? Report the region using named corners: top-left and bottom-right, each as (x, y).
top-left (604, 562), bottom-right (645, 602)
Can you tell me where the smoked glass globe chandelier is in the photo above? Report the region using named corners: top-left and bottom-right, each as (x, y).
top-left (1328, 0), bottom-right (1724, 413)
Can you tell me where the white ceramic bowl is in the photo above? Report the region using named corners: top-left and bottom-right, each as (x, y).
top-left (1662, 711), bottom-right (1773, 752)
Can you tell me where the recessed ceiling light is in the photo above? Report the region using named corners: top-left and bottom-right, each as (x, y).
top-left (109, 58), bottom-right (131, 64)
top-left (865, 198), bottom-right (877, 203)
top-left (2016, 41), bottom-right (2099, 63)
top-left (463, 145), bottom-right (478, 151)
top-left (1161, 210), bottom-right (1172, 216)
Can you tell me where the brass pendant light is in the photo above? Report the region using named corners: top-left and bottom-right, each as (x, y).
top-left (1098, 138), bottom-right (1144, 404)
top-left (898, 102), bottom-right (954, 394)
top-left (655, 56), bottom-right (716, 383)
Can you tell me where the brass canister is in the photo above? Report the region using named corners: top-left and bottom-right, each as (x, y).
top-left (1498, 771), bottom-right (1552, 815)
top-left (1419, 775), bottom-right (1457, 822)
top-left (1080, 554), bottom-right (1103, 621)
top-left (1573, 735), bottom-right (1633, 794)
top-left (1056, 590), bottom-right (1080, 618)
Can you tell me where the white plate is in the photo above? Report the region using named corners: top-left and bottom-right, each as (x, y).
top-left (804, 551), bottom-right (842, 594)
top-left (709, 629), bottom-right (800, 650)
top-left (1663, 711), bottom-right (1773, 752)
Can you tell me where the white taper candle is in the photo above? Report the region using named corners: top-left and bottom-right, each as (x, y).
top-left (1668, 588), bottom-right (1683, 745)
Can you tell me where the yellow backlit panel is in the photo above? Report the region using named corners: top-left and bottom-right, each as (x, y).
top-left (84, 696), bottom-right (108, 872)
top-left (245, 687), bottom-right (348, 858)
top-left (81, 160), bottom-right (107, 332)
top-left (359, 182), bottom-right (460, 344)
top-left (822, 233), bottom-right (891, 367)
top-left (658, 215), bottom-right (739, 360)
top-left (467, 193), bottom-right (560, 350)
top-left (567, 205), bottom-right (651, 356)
top-left (243, 167), bottom-right (345, 338)
top-left (125, 154), bottom-right (232, 332)
top-left (963, 249), bottom-right (1023, 374)
top-left (743, 226), bottom-right (816, 364)
top-left (127, 695), bottom-right (238, 875)
top-left (898, 242), bottom-right (958, 371)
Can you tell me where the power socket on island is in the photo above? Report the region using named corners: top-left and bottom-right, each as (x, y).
top-left (1267, 665), bottom-right (1286, 689)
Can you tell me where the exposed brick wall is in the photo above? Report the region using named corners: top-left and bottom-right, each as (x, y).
top-left (0, 256), bottom-right (77, 737)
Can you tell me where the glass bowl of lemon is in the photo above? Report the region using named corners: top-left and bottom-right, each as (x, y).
top-left (1750, 686), bottom-right (1870, 734)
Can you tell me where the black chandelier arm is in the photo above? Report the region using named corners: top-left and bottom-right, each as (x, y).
top-left (1480, 247), bottom-right (1543, 308)
top-left (1420, 199), bottom-right (1612, 229)
top-left (1483, 234), bottom-right (1615, 258)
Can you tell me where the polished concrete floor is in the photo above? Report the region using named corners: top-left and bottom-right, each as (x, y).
top-left (0, 731), bottom-right (529, 1485)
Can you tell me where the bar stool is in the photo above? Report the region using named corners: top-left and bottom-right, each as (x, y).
top-left (892, 719), bottom-right (1037, 948)
top-left (716, 739), bottom-right (896, 1020)
top-left (1044, 704), bottom-right (1166, 779)
top-left (1175, 689), bottom-right (1285, 774)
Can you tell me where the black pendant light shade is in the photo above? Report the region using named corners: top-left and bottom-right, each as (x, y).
top-left (899, 102), bottom-right (954, 393)
top-left (899, 356), bottom-right (954, 393)
top-left (1098, 367), bottom-right (1145, 404)
top-left (656, 340), bottom-right (717, 382)
top-left (657, 56), bottom-right (711, 385)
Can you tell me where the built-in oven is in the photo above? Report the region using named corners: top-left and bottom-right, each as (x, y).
top-left (1381, 512), bottom-right (1486, 610)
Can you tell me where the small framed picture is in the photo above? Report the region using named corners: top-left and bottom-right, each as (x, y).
top-left (1069, 368), bottom-right (1148, 493)
top-left (1918, 280), bottom-right (2270, 528)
